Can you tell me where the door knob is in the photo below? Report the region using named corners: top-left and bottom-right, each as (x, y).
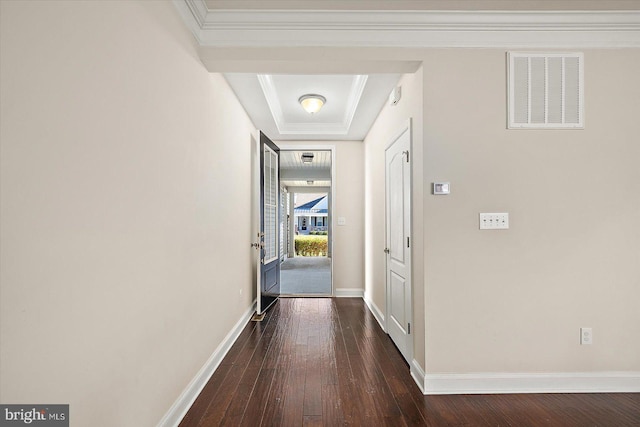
top-left (383, 248), bottom-right (390, 254)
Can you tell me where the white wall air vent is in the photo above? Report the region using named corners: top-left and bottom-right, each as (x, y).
top-left (508, 52), bottom-right (584, 129)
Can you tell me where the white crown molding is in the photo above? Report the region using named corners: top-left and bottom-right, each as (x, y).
top-left (411, 371), bottom-right (640, 395)
top-left (174, 1), bottom-right (640, 48)
top-left (173, 0), bottom-right (208, 40)
top-left (343, 75), bottom-right (368, 130)
top-left (257, 74), bottom-right (368, 135)
top-left (256, 74), bottom-right (285, 130)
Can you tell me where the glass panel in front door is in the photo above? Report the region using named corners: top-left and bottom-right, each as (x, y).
top-left (263, 145), bottom-right (278, 263)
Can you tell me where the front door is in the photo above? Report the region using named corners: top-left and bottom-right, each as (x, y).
top-left (257, 132), bottom-right (281, 314)
top-left (385, 121), bottom-right (413, 363)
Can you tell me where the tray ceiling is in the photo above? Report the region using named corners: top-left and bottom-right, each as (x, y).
top-left (225, 73), bottom-right (400, 140)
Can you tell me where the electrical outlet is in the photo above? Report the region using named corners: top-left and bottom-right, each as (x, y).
top-left (580, 327), bottom-right (593, 345)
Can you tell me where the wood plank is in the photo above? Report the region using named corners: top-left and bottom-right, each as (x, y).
top-left (302, 415), bottom-right (322, 427)
top-left (218, 381), bottom-right (253, 427)
top-left (238, 368), bottom-right (276, 427)
top-left (259, 299), bottom-right (301, 426)
top-left (318, 299), bottom-right (339, 387)
top-left (279, 343), bottom-right (307, 426)
top-left (303, 334), bottom-right (323, 416)
top-left (321, 383), bottom-right (344, 426)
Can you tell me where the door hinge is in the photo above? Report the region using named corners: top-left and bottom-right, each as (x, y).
top-left (407, 237), bottom-right (410, 248)
top-left (408, 323), bottom-right (411, 334)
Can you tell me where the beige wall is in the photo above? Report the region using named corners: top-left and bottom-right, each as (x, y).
top-left (0, 2), bottom-right (256, 426)
top-left (421, 49), bottom-right (640, 373)
top-left (278, 141), bottom-right (365, 292)
top-left (365, 48), bottom-right (640, 376)
top-left (363, 68), bottom-right (425, 368)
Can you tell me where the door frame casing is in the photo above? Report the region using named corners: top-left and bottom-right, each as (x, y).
top-left (277, 143), bottom-right (336, 296)
top-left (384, 119), bottom-right (414, 364)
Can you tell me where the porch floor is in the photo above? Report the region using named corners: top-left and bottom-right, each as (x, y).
top-left (280, 256), bottom-right (331, 295)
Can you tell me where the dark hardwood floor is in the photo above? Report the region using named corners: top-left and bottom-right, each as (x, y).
top-left (180, 298), bottom-right (640, 426)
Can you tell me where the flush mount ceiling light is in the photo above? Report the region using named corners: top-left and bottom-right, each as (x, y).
top-left (298, 94), bottom-right (326, 114)
top-left (301, 152), bottom-right (314, 163)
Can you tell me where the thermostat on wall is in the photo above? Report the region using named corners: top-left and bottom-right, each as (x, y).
top-left (432, 182), bottom-right (450, 195)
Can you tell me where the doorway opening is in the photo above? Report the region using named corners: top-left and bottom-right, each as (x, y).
top-left (279, 149), bottom-right (333, 296)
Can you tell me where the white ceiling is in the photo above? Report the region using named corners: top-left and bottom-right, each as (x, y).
top-left (280, 150), bottom-right (331, 189)
top-left (280, 150), bottom-right (331, 170)
top-left (225, 73), bottom-right (400, 140)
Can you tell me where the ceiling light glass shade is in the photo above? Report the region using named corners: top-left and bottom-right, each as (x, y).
top-left (301, 152), bottom-right (314, 163)
top-left (299, 94), bottom-right (326, 114)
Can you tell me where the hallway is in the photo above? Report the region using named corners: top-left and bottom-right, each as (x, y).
top-left (179, 298), bottom-right (640, 426)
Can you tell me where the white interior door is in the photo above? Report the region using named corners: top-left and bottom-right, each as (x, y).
top-left (385, 122), bottom-right (412, 363)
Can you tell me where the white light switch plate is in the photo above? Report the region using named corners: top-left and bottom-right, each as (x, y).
top-left (337, 217), bottom-right (346, 226)
top-left (479, 213), bottom-right (509, 230)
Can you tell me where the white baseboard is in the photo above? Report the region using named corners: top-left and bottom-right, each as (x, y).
top-left (335, 288), bottom-right (364, 298)
top-left (363, 294), bottom-right (386, 332)
top-left (411, 359), bottom-right (427, 394)
top-left (410, 370), bottom-right (640, 395)
top-left (157, 300), bottom-right (257, 427)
